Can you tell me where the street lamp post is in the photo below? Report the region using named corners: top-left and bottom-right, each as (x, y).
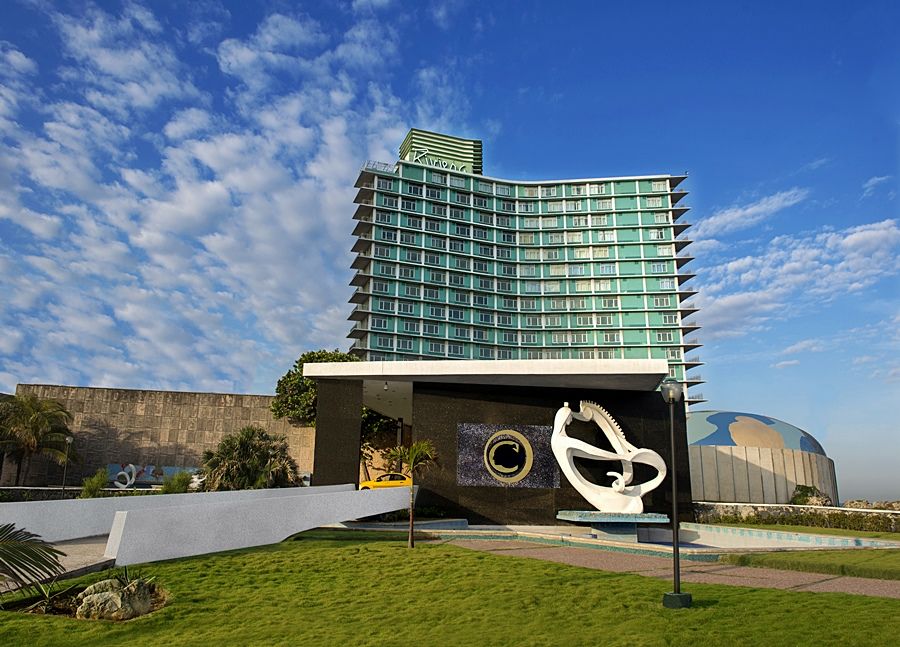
top-left (61, 436), bottom-right (74, 497)
top-left (660, 377), bottom-right (692, 609)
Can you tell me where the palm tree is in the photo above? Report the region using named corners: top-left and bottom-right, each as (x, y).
top-left (0, 523), bottom-right (65, 592)
top-left (0, 394), bottom-right (74, 485)
top-left (200, 426), bottom-right (300, 491)
top-left (383, 440), bottom-right (438, 548)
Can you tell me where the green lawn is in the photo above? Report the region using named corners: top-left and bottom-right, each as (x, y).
top-left (714, 523), bottom-right (900, 541)
top-left (2, 530), bottom-right (899, 647)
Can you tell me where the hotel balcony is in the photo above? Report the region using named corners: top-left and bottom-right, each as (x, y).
top-left (684, 355), bottom-right (703, 369)
top-left (675, 252), bottom-right (694, 268)
top-left (682, 337), bottom-right (702, 352)
top-left (672, 221), bottom-right (691, 236)
top-left (670, 190), bottom-right (688, 205)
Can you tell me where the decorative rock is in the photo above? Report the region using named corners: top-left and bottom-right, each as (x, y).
top-left (76, 578), bottom-right (122, 602)
top-left (76, 580), bottom-right (153, 620)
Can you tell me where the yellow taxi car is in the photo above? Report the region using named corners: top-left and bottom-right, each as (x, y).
top-left (359, 472), bottom-right (412, 490)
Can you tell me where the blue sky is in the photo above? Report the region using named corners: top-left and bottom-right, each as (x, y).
top-left (0, 1), bottom-right (897, 501)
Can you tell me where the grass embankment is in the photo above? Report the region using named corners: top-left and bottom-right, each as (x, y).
top-left (721, 549), bottom-right (900, 580)
top-left (715, 522), bottom-right (900, 541)
top-left (2, 530), bottom-right (899, 646)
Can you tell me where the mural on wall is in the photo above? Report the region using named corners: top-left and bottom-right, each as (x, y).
top-left (457, 423), bottom-right (559, 488)
top-left (687, 411), bottom-right (826, 455)
top-left (107, 464), bottom-right (198, 488)
top-left (552, 401), bottom-right (666, 514)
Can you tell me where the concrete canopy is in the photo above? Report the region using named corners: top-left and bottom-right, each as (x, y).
top-left (304, 359), bottom-right (669, 422)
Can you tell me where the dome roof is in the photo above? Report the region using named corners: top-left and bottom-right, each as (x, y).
top-left (687, 410), bottom-right (826, 456)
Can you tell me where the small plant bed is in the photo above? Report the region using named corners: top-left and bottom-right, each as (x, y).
top-left (2, 572), bottom-right (166, 620)
top-left (721, 548), bottom-right (900, 580)
top-left (713, 523), bottom-right (900, 541)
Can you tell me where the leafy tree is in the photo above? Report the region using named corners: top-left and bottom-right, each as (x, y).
top-left (271, 349), bottom-right (397, 460)
top-left (80, 468), bottom-right (109, 499)
top-left (200, 426), bottom-right (300, 491)
top-left (0, 393), bottom-right (74, 485)
top-left (0, 523), bottom-right (65, 593)
top-left (381, 440), bottom-right (438, 548)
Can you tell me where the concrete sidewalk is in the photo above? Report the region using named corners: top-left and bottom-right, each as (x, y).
top-left (448, 539), bottom-right (900, 599)
top-left (54, 535), bottom-right (114, 579)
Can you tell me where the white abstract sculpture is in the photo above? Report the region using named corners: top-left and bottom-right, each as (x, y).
top-left (552, 401), bottom-right (666, 514)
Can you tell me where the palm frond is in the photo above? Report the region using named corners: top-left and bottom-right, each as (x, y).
top-left (0, 523), bottom-right (66, 589)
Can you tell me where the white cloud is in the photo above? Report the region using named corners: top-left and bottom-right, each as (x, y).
top-left (695, 220), bottom-right (900, 339)
top-left (782, 339), bottom-right (824, 355)
top-left (163, 108), bottom-right (212, 140)
top-left (692, 188), bottom-right (809, 239)
top-left (772, 360), bottom-right (800, 369)
top-left (352, 0), bottom-right (395, 10)
top-left (0, 42), bottom-right (38, 76)
top-left (862, 175), bottom-right (892, 198)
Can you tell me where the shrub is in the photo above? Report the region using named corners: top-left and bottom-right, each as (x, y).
top-left (159, 471), bottom-right (193, 494)
top-left (200, 426), bottom-right (300, 491)
top-left (80, 469), bottom-right (109, 499)
top-left (790, 485), bottom-right (832, 506)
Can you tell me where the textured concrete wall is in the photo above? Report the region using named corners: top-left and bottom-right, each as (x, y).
top-left (5, 384), bottom-right (314, 487)
top-left (688, 445), bottom-right (838, 505)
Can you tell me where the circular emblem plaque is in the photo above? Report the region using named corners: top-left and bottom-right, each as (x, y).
top-left (483, 430), bottom-right (534, 484)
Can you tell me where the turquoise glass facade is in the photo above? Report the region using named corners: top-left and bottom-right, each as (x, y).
top-left (348, 134), bottom-right (702, 398)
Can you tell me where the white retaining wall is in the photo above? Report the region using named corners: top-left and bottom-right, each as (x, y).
top-left (0, 485), bottom-right (355, 542)
top-left (106, 486), bottom-right (411, 565)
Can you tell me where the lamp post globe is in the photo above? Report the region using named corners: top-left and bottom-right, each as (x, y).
top-left (661, 377), bottom-right (691, 609)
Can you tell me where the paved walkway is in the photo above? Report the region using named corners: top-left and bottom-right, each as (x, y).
top-left (447, 539), bottom-right (900, 599)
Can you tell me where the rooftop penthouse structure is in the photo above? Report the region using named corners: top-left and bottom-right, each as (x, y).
top-left (348, 130), bottom-right (703, 401)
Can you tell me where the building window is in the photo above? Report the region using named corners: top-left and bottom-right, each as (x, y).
top-left (374, 245), bottom-right (391, 258)
top-left (500, 296), bottom-right (517, 309)
top-left (663, 314), bottom-right (678, 325)
top-left (449, 176), bottom-right (466, 188)
top-left (431, 172), bottom-right (446, 185)
top-left (603, 332), bottom-right (621, 343)
top-left (383, 196), bottom-right (398, 208)
top-left (657, 244), bottom-right (674, 256)
top-left (425, 252), bottom-right (442, 266)
top-left (454, 192), bottom-right (470, 205)
top-left (379, 229), bottom-right (396, 242)
top-left (377, 178), bottom-right (393, 191)
top-left (424, 287), bottom-right (440, 301)
top-left (404, 285), bottom-right (420, 298)
top-left (496, 185), bottom-right (511, 196)
top-left (478, 277), bottom-right (494, 290)
top-left (473, 196), bottom-right (489, 208)
top-left (576, 314), bottom-right (593, 326)
top-left (423, 323), bottom-right (440, 336)
top-left (666, 348), bottom-right (681, 359)
top-left (597, 199), bottom-right (613, 210)
top-left (547, 201), bottom-right (563, 213)
top-left (659, 278), bottom-right (675, 289)
top-left (431, 203), bottom-right (447, 216)
top-left (473, 329), bottom-right (487, 342)
top-left (654, 296), bottom-right (671, 307)
top-left (449, 239), bottom-right (465, 253)
top-left (496, 247), bottom-right (512, 259)
top-left (594, 214), bottom-right (609, 226)
top-left (646, 196), bottom-right (663, 208)
top-left (597, 279), bottom-right (612, 291)
top-left (601, 297), bottom-right (619, 308)
top-left (598, 314), bottom-right (613, 325)
top-left (473, 294), bottom-right (490, 307)
top-left (522, 333), bottom-right (538, 344)
top-left (448, 307), bottom-right (464, 321)
top-left (650, 262), bottom-right (667, 273)
top-left (424, 219), bottom-right (441, 232)
top-left (453, 224), bottom-right (470, 237)
top-left (376, 335), bottom-right (393, 349)
top-left (544, 281), bottom-right (561, 293)
top-left (571, 332), bottom-right (589, 344)
top-left (597, 349), bottom-right (616, 359)
top-left (517, 202), bottom-right (535, 213)
top-left (522, 186), bottom-right (538, 198)
top-left (449, 207), bottom-right (466, 220)
top-left (429, 305), bottom-right (445, 318)
top-left (549, 298), bottom-right (567, 310)
top-left (520, 298), bottom-right (537, 310)
top-left (655, 213), bottom-right (670, 224)
top-left (500, 264), bottom-right (517, 277)
top-left (648, 229), bottom-right (665, 240)
top-left (497, 215), bottom-right (512, 227)
top-left (428, 341), bottom-right (445, 354)
top-left (656, 331), bottom-right (674, 343)
top-left (449, 343), bottom-right (464, 356)
top-left (571, 185), bottom-right (586, 196)
top-left (479, 312), bottom-right (494, 325)
top-left (568, 264), bottom-right (586, 277)
top-left (397, 338), bottom-right (414, 351)
top-left (523, 218), bottom-right (540, 229)
top-left (598, 263), bottom-right (615, 275)
top-left (651, 180), bottom-right (667, 192)
top-left (403, 321), bottom-right (420, 334)
top-left (407, 184), bottom-right (423, 196)
top-left (547, 233), bottom-right (564, 244)
top-left (453, 257), bottom-right (470, 270)
top-left (498, 314), bottom-right (513, 326)
top-left (449, 273), bottom-right (464, 286)
top-left (398, 302), bottom-right (414, 315)
top-left (405, 249), bottom-right (422, 263)
top-left (375, 211), bottom-right (392, 224)
top-left (599, 231), bottom-right (616, 242)
top-left (473, 228), bottom-right (489, 240)
top-left (500, 200), bottom-right (516, 212)
top-left (402, 199), bottom-right (418, 211)
top-left (452, 326), bottom-right (469, 339)
top-left (371, 316), bottom-right (389, 330)
top-left (575, 279), bottom-right (592, 292)
top-left (473, 260), bottom-right (489, 273)
top-left (565, 200), bottom-right (583, 211)
top-left (589, 183), bottom-right (607, 195)
top-left (453, 291), bottom-right (469, 304)
top-left (551, 332), bottom-right (569, 344)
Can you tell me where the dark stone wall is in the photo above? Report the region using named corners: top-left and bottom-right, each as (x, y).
top-left (310, 380), bottom-right (363, 486)
top-left (4, 384), bottom-right (314, 487)
top-left (412, 383), bottom-right (692, 525)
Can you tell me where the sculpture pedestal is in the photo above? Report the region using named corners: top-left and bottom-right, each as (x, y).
top-left (557, 510), bottom-right (669, 543)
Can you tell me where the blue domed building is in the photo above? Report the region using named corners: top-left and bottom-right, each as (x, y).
top-left (687, 410), bottom-right (838, 504)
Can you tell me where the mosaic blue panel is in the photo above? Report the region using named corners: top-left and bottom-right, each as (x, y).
top-left (457, 423), bottom-right (559, 488)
